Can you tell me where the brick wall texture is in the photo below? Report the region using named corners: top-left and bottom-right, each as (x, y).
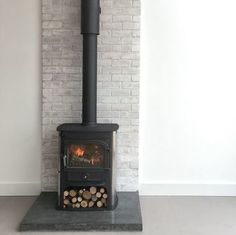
top-left (42, 0), bottom-right (140, 191)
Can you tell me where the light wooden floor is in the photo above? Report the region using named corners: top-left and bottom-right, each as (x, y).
top-left (1, 196), bottom-right (236, 235)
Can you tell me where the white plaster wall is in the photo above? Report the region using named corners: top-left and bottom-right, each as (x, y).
top-left (140, 0), bottom-right (236, 195)
top-left (0, 0), bottom-right (41, 195)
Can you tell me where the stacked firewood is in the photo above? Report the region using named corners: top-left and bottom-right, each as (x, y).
top-left (63, 186), bottom-right (108, 209)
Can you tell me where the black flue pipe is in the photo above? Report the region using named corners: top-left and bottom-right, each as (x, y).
top-left (81, 0), bottom-right (101, 125)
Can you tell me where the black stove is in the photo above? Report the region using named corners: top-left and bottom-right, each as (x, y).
top-left (56, 0), bottom-right (119, 210)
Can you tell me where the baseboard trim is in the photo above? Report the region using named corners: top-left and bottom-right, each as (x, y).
top-left (140, 182), bottom-right (236, 196)
top-left (0, 182), bottom-right (41, 196)
top-left (2, 182), bottom-right (236, 196)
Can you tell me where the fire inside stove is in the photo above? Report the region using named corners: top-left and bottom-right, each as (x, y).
top-left (67, 144), bottom-right (104, 168)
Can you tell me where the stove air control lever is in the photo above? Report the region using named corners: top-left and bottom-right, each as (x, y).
top-left (63, 155), bottom-right (67, 167)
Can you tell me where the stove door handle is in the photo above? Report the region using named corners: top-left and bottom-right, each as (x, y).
top-left (63, 155), bottom-right (67, 167)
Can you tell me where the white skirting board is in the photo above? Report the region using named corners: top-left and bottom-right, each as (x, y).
top-left (0, 182), bottom-right (41, 196)
top-left (139, 182), bottom-right (236, 196)
top-left (1, 181), bottom-right (236, 196)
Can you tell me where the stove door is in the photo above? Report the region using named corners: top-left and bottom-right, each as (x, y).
top-left (64, 141), bottom-right (109, 168)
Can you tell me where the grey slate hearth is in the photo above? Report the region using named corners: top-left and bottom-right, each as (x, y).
top-left (19, 192), bottom-right (143, 231)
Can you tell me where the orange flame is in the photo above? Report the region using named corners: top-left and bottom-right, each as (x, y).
top-left (74, 147), bottom-right (85, 157)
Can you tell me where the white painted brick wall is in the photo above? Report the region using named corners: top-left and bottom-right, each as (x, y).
top-left (42, 0), bottom-right (140, 191)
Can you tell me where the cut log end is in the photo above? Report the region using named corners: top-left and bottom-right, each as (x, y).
top-left (71, 197), bottom-right (77, 203)
top-left (96, 192), bottom-right (102, 198)
top-left (81, 200), bottom-right (88, 208)
top-left (83, 191), bottom-right (92, 200)
top-left (96, 200), bottom-right (103, 208)
top-left (91, 195), bottom-right (98, 202)
top-left (90, 186), bottom-right (97, 194)
top-left (63, 199), bottom-right (70, 205)
top-left (69, 190), bottom-right (77, 197)
top-left (88, 201), bottom-right (95, 208)
top-left (77, 196), bottom-right (83, 202)
top-left (100, 188), bottom-right (105, 194)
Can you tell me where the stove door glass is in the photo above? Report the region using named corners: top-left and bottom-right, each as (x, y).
top-left (67, 143), bottom-right (105, 168)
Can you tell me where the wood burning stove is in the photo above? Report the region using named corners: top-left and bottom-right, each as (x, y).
top-left (56, 0), bottom-right (119, 210)
top-left (57, 124), bottom-right (118, 210)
